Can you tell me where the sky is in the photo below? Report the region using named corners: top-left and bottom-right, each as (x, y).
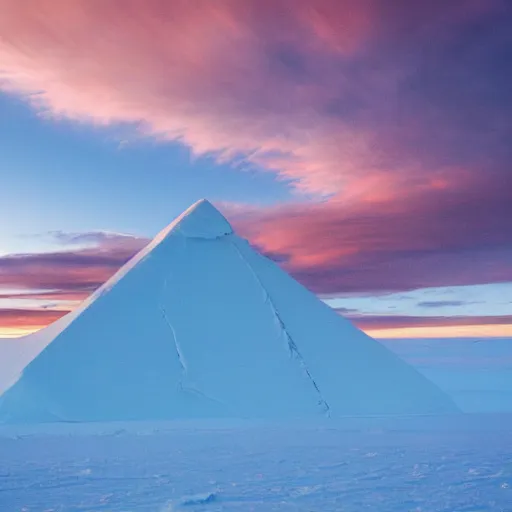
top-left (0, 0), bottom-right (511, 338)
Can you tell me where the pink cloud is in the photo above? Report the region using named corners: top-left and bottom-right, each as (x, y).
top-left (0, 0), bottom-right (510, 300)
top-left (226, 168), bottom-right (512, 294)
top-left (0, 0), bottom-right (378, 196)
top-left (0, 308), bottom-right (67, 330)
top-left (1, 0), bottom-right (505, 199)
top-left (0, 231), bottom-right (147, 292)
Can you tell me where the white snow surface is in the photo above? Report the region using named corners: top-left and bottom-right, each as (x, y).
top-left (0, 199), bottom-right (457, 422)
top-left (1, 415), bottom-right (511, 511)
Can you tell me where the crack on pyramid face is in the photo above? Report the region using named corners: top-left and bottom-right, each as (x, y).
top-left (230, 238), bottom-right (331, 418)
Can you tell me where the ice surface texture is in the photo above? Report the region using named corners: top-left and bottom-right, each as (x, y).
top-left (1, 418), bottom-right (511, 512)
top-left (0, 200), bottom-right (457, 422)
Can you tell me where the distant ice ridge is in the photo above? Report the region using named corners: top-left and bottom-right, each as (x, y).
top-left (0, 199), bottom-right (458, 423)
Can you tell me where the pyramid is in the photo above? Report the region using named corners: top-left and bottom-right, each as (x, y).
top-left (0, 200), bottom-right (457, 422)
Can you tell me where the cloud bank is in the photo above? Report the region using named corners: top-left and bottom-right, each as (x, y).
top-left (0, 231), bottom-right (147, 297)
top-left (0, 0), bottom-right (511, 330)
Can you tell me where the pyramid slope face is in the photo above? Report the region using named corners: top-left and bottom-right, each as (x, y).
top-left (0, 200), bottom-right (458, 422)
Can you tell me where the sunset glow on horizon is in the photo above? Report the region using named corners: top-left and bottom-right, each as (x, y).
top-left (1, 307), bottom-right (511, 340)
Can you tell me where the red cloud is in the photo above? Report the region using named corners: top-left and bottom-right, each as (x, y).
top-left (0, 308), bottom-right (67, 330)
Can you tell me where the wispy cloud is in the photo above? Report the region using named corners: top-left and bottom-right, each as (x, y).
top-left (0, 290), bottom-right (96, 301)
top-left (0, 0), bottom-right (509, 195)
top-left (0, 0), bottom-right (511, 309)
top-left (0, 231), bottom-right (147, 293)
top-left (417, 301), bottom-right (468, 308)
top-left (343, 314), bottom-right (512, 331)
top-left (48, 230), bottom-right (145, 248)
top-left (0, 308), bottom-right (66, 329)
top-left (227, 173), bottom-right (512, 294)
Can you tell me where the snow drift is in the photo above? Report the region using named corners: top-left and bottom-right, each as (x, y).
top-left (0, 199), bottom-right (457, 422)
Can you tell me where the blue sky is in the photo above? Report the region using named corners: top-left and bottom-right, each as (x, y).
top-left (0, 0), bottom-right (511, 337)
top-left (0, 94), bottom-right (292, 250)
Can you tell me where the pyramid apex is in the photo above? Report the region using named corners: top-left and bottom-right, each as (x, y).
top-left (160, 198), bottom-right (233, 240)
top-left (190, 197), bottom-right (211, 208)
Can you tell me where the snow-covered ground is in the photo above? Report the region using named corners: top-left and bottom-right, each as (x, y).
top-left (383, 337), bottom-right (512, 413)
top-left (1, 415), bottom-right (512, 511)
top-left (0, 337), bottom-right (511, 511)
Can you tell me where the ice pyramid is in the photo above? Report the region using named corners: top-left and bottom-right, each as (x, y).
top-left (0, 200), bottom-right (457, 422)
